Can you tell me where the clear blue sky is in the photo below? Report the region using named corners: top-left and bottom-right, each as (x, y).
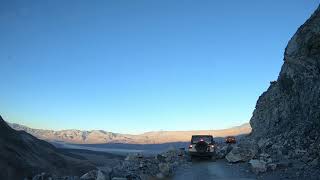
top-left (0, 0), bottom-right (318, 134)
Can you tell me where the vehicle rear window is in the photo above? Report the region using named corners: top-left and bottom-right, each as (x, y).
top-left (191, 136), bottom-right (213, 144)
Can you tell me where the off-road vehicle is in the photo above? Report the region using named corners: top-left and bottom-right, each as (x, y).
top-left (225, 136), bottom-right (236, 144)
top-left (188, 135), bottom-right (215, 158)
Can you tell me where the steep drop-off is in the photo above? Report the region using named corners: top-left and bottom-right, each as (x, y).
top-left (0, 116), bottom-right (95, 180)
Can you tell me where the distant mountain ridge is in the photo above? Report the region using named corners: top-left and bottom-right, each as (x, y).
top-left (8, 122), bottom-right (251, 144)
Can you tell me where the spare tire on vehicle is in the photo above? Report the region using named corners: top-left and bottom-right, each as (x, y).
top-left (195, 141), bottom-right (208, 153)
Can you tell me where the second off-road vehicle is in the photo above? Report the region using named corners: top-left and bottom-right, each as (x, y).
top-left (225, 136), bottom-right (236, 144)
top-left (188, 135), bottom-right (215, 158)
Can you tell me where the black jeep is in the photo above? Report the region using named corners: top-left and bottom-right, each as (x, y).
top-left (188, 135), bottom-right (215, 158)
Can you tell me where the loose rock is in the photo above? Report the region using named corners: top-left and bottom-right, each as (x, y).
top-left (249, 159), bottom-right (267, 174)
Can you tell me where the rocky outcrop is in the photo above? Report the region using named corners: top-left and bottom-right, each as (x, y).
top-left (250, 4), bottom-right (320, 152)
top-left (249, 5), bottom-right (320, 178)
top-left (0, 116), bottom-right (95, 180)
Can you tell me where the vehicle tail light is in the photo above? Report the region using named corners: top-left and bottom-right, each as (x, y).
top-left (189, 144), bottom-right (193, 148)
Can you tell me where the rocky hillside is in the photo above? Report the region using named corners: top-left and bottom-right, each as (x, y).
top-left (250, 4), bottom-right (320, 158)
top-left (213, 6), bottom-right (320, 180)
top-left (247, 4), bottom-right (320, 178)
top-left (0, 116), bottom-right (95, 180)
top-left (9, 122), bottom-right (251, 144)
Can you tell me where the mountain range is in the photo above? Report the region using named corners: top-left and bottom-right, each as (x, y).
top-left (8, 122), bottom-right (251, 144)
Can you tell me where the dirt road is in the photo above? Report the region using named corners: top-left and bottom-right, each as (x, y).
top-left (173, 159), bottom-right (257, 180)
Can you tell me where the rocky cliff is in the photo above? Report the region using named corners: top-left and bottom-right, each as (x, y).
top-left (0, 116), bottom-right (95, 180)
top-left (249, 4), bottom-right (320, 171)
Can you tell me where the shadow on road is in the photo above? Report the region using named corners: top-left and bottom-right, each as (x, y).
top-left (172, 159), bottom-right (257, 180)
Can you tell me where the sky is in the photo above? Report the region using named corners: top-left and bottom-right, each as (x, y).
top-left (0, 0), bottom-right (319, 134)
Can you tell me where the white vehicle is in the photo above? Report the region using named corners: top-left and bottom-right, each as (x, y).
top-left (188, 135), bottom-right (215, 158)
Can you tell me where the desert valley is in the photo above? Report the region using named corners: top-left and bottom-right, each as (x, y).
top-left (1, 1), bottom-right (320, 180)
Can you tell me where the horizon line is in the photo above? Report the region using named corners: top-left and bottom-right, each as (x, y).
top-left (6, 120), bottom-right (251, 135)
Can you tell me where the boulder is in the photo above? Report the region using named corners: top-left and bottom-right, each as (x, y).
top-left (259, 153), bottom-right (272, 163)
top-left (259, 153), bottom-right (270, 158)
top-left (162, 149), bottom-right (178, 162)
top-left (257, 138), bottom-right (272, 149)
top-left (155, 173), bottom-right (165, 179)
top-left (225, 149), bottom-right (241, 162)
top-left (225, 142), bottom-right (257, 163)
top-left (309, 158), bottom-right (319, 166)
top-left (267, 163), bottom-right (277, 171)
top-left (158, 163), bottom-right (172, 176)
top-left (249, 159), bottom-right (267, 174)
top-left (155, 154), bottom-right (166, 163)
top-left (216, 145), bottom-right (233, 159)
top-left (32, 172), bottom-right (52, 180)
top-left (80, 170), bottom-right (108, 180)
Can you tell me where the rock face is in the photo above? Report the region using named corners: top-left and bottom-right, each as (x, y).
top-left (249, 5), bottom-right (320, 176)
top-left (0, 116), bottom-right (95, 180)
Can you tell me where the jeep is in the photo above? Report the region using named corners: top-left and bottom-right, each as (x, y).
top-left (225, 136), bottom-right (236, 144)
top-left (188, 135), bottom-right (215, 158)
